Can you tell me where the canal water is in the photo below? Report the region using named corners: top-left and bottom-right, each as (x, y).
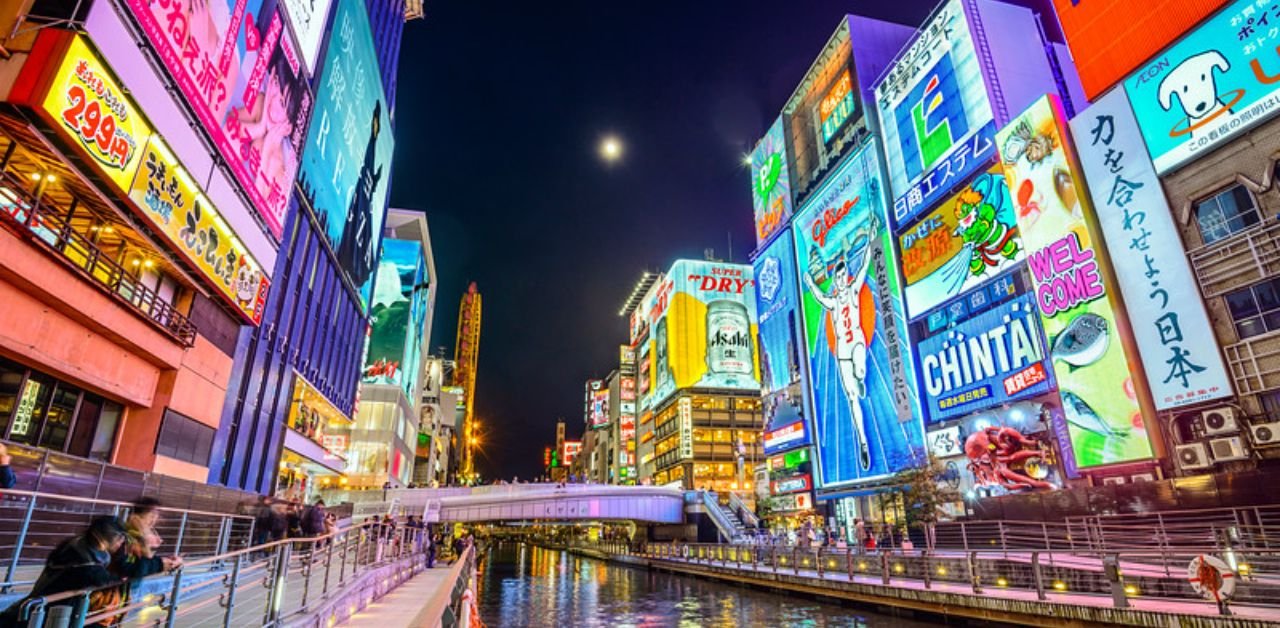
top-left (475, 542), bottom-right (938, 627)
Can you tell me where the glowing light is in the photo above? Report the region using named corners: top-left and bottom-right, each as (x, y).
top-left (1053, 581), bottom-right (1067, 591)
top-left (893, 563), bottom-right (904, 573)
top-left (742, 154), bottom-right (753, 166)
top-left (1239, 563), bottom-right (1252, 574)
top-left (857, 562), bottom-right (868, 570)
top-left (1124, 584), bottom-right (1139, 596)
top-left (996, 577), bottom-right (1008, 587)
top-left (600, 136), bottom-right (623, 162)
top-left (29, 173), bottom-right (41, 181)
top-left (936, 566), bottom-right (948, 576)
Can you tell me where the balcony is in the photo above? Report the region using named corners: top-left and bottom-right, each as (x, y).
top-left (1224, 331), bottom-right (1280, 397)
top-left (1188, 218), bottom-right (1280, 298)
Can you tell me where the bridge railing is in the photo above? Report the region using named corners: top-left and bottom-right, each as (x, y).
top-left (577, 540), bottom-right (1277, 616)
top-left (9, 519), bottom-right (445, 628)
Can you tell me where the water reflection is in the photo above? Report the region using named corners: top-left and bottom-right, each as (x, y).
top-left (476, 542), bottom-right (936, 627)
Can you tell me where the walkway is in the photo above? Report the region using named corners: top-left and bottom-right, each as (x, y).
top-left (334, 484), bottom-right (687, 524)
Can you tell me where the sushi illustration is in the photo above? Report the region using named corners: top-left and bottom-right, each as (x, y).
top-left (1062, 391), bottom-right (1129, 438)
top-left (1052, 313), bottom-right (1109, 369)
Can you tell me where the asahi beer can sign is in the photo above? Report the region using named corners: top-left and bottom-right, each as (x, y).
top-left (705, 300), bottom-right (754, 385)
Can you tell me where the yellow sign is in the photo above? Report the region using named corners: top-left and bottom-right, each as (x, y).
top-left (127, 137), bottom-right (269, 324)
top-left (40, 34), bottom-right (152, 193)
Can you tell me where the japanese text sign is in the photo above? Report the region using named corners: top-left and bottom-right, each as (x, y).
top-left (996, 95), bottom-right (1154, 469)
top-left (124, 0), bottom-right (314, 239)
top-left (750, 116), bottom-right (795, 246)
top-left (754, 230), bottom-right (811, 454)
top-left (1070, 90), bottom-right (1233, 409)
top-left (1123, 0), bottom-right (1280, 173)
top-left (282, 0), bottom-right (336, 73)
top-left (875, 0), bottom-right (997, 228)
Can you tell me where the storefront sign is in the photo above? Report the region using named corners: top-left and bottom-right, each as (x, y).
top-left (916, 292), bottom-right (1055, 423)
top-left (620, 345), bottom-right (636, 367)
top-left (750, 117), bottom-right (795, 246)
top-left (1123, 0), bottom-right (1280, 173)
top-left (772, 492), bottom-right (813, 512)
top-left (763, 421), bottom-right (807, 453)
top-left (997, 95), bottom-right (1154, 469)
top-left (128, 138), bottom-right (270, 323)
top-left (897, 165), bottom-right (1025, 319)
top-left (15, 32), bottom-right (269, 324)
top-left (1053, 0), bottom-right (1230, 99)
top-left (679, 397), bottom-right (694, 459)
top-left (123, 1), bottom-right (314, 239)
top-left (771, 473), bottom-right (812, 495)
top-left (1070, 90), bottom-right (1233, 410)
top-left (926, 425), bottom-right (964, 458)
top-left (281, 0), bottom-right (335, 73)
top-left (874, 0), bottom-right (997, 227)
top-left (769, 447), bottom-right (811, 471)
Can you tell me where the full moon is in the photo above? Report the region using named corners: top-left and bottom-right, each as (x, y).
top-left (600, 136), bottom-right (623, 162)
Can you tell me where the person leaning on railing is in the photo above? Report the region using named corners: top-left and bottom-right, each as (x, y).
top-left (114, 498), bottom-right (183, 580)
top-left (0, 517), bottom-right (129, 627)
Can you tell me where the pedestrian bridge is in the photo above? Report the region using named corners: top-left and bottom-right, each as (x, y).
top-left (336, 483), bottom-right (687, 524)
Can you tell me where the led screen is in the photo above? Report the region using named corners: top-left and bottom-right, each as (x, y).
top-left (750, 117), bottom-right (795, 247)
top-left (298, 0), bottom-right (394, 310)
top-left (897, 164), bottom-right (1024, 319)
top-left (753, 229), bottom-right (811, 455)
top-left (124, 0), bottom-right (314, 239)
top-left (792, 142), bottom-right (923, 487)
top-left (874, 0), bottom-right (996, 228)
top-left (363, 239), bottom-right (427, 397)
top-left (996, 95), bottom-right (1154, 469)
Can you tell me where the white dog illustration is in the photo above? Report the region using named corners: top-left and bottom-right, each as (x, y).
top-left (1158, 51), bottom-right (1232, 133)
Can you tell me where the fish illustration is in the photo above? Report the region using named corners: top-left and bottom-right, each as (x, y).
top-left (1052, 313), bottom-right (1109, 369)
top-left (1061, 391), bottom-right (1129, 438)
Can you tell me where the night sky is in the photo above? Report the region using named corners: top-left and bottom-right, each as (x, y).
top-left (389, 1), bottom-right (944, 481)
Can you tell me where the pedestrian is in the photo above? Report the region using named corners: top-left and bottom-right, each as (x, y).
top-left (854, 519), bottom-right (866, 554)
top-left (287, 501), bottom-right (303, 538)
top-left (269, 500), bottom-right (289, 543)
top-left (0, 443), bottom-right (16, 489)
top-left (0, 517), bottom-right (128, 627)
top-left (302, 499), bottom-right (327, 539)
top-left (253, 497), bottom-right (274, 547)
top-left (451, 534), bottom-right (465, 563)
top-left (428, 532), bottom-right (439, 568)
top-left (115, 498), bottom-right (182, 581)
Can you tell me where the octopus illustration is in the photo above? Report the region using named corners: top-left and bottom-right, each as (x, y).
top-left (965, 426), bottom-right (1054, 491)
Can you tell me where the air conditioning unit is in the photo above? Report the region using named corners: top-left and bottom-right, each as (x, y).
top-left (1250, 421), bottom-right (1280, 446)
top-left (1130, 473), bottom-right (1156, 483)
top-left (1176, 443), bottom-right (1213, 470)
top-left (1101, 476), bottom-right (1126, 486)
top-left (1202, 407), bottom-right (1240, 436)
top-left (1209, 436), bottom-right (1249, 462)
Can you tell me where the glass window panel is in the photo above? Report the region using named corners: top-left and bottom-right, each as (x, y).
top-left (1237, 317), bottom-right (1266, 340)
top-left (1227, 289), bottom-right (1260, 319)
top-left (38, 384), bottom-right (81, 451)
top-left (66, 394), bottom-right (101, 458)
top-left (0, 361), bottom-right (25, 436)
top-left (1263, 310), bottom-right (1280, 335)
top-left (9, 373), bottom-right (52, 445)
top-left (1257, 280), bottom-right (1280, 312)
top-left (89, 402), bottom-right (122, 461)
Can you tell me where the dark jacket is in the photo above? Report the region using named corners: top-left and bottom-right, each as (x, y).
top-left (112, 524), bottom-right (164, 581)
top-left (301, 506), bottom-right (327, 536)
top-left (0, 465), bottom-right (15, 489)
top-left (0, 537), bottom-right (122, 627)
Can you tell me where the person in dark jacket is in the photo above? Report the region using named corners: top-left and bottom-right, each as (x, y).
top-left (301, 500), bottom-right (327, 537)
top-left (114, 498), bottom-right (181, 581)
top-left (0, 517), bottom-right (128, 627)
top-left (0, 443), bottom-right (16, 489)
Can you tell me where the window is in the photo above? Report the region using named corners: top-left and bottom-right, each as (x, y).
top-left (155, 409), bottom-right (215, 466)
top-left (1226, 277), bottom-right (1280, 339)
top-left (1195, 185), bottom-right (1260, 245)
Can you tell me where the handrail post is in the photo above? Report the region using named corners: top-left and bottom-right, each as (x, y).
top-left (846, 547), bottom-right (854, 580)
top-left (338, 532), bottom-right (350, 585)
top-left (960, 521), bottom-right (969, 552)
top-left (793, 548), bottom-right (799, 575)
top-left (4, 496), bottom-right (39, 593)
top-left (216, 517), bottom-right (232, 556)
top-left (968, 551), bottom-right (982, 594)
top-left (922, 551), bottom-right (931, 589)
top-left (880, 552), bottom-right (890, 585)
top-left (300, 541), bottom-right (314, 611)
top-left (163, 566), bottom-right (185, 628)
top-left (1032, 552), bottom-right (1046, 601)
top-left (221, 554), bottom-right (242, 628)
top-left (173, 512), bottom-right (189, 556)
top-left (322, 537), bottom-right (334, 596)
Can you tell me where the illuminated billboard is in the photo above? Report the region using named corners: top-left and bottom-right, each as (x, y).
top-left (644, 261), bottom-right (761, 408)
top-left (1123, 0), bottom-right (1280, 173)
top-left (753, 229), bottom-right (811, 455)
top-left (298, 0), bottom-right (394, 309)
top-left (124, 0), bottom-right (314, 239)
top-left (1052, 0), bottom-right (1229, 100)
top-left (792, 142), bottom-right (923, 487)
top-left (282, 0), bottom-right (336, 73)
top-left (915, 289), bottom-right (1055, 423)
top-left (585, 380), bottom-right (609, 429)
top-left (1071, 90), bottom-right (1233, 410)
top-left (751, 117), bottom-right (795, 246)
top-left (12, 31), bottom-right (270, 324)
top-left (897, 165), bottom-right (1024, 319)
top-left (874, 0), bottom-right (997, 228)
top-left (996, 95), bottom-right (1154, 469)
top-left (363, 239), bottom-right (428, 396)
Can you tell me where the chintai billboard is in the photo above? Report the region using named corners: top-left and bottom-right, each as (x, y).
top-left (792, 141), bottom-right (923, 488)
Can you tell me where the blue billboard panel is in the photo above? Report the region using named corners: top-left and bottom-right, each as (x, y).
top-left (874, 0), bottom-right (996, 228)
top-left (754, 230), bottom-right (810, 455)
top-left (792, 143), bottom-right (923, 488)
top-left (1123, 0), bottom-right (1280, 174)
top-left (297, 0), bottom-right (394, 310)
top-left (364, 239), bottom-right (428, 398)
top-left (915, 288), bottom-right (1055, 424)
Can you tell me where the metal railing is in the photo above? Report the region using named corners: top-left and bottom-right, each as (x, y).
top-left (9, 519), bottom-right (443, 627)
top-left (728, 493), bottom-right (760, 529)
top-left (0, 490), bottom-right (254, 593)
top-left (579, 540), bottom-right (1280, 617)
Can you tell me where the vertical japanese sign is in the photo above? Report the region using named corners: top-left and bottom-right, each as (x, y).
top-left (298, 0), bottom-right (395, 310)
top-left (1123, 0), bottom-right (1280, 173)
top-left (678, 397), bottom-right (694, 460)
top-left (750, 116), bottom-right (795, 246)
top-left (1070, 90), bottom-right (1233, 409)
top-left (753, 229), bottom-right (811, 454)
top-left (874, 0), bottom-right (997, 228)
top-left (792, 141), bottom-right (923, 487)
top-left (996, 95), bottom-right (1154, 469)
top-left (281, 0), bottom-right (336, 73)
top-left (124, 0), bottom-right (313, 239)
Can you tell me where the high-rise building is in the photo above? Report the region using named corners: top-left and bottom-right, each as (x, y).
top-left (453, 283), bottom-right (482, 478)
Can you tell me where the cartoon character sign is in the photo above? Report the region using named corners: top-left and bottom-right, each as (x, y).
top-left (897, 165), bottom-right (1025, 318)
top-left (1124, 0), bottom-right (1280, 173)
top-left (793, 142), bottom-right (923, 487)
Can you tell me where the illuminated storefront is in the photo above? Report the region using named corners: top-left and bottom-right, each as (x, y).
top-left (277, 374), bottom-right (352, 501)
top-left (649, 392), bottom-right (764, 502)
